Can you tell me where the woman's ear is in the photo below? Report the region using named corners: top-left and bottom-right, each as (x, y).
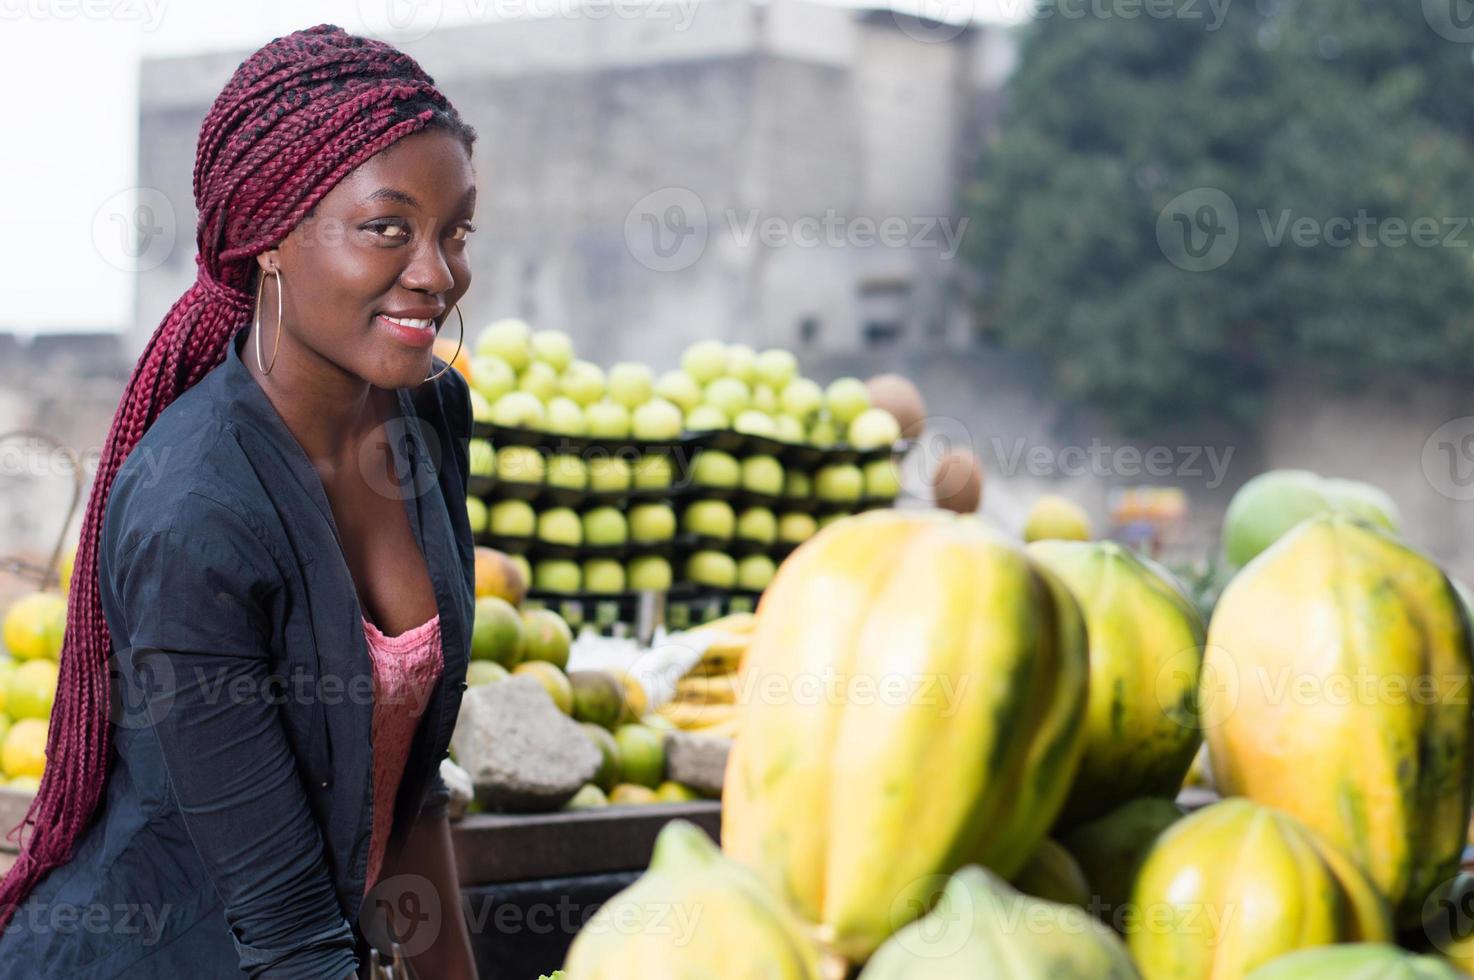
top-left (255, 249), bottom-right (280, 276)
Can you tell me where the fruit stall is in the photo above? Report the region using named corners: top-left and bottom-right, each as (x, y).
top-left (7, 320), bottom-right (1474, 980)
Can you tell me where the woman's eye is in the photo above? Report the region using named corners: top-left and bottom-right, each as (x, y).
top-left (451, 224), bottom-right (476, 242)
top-left (370, 220), bottom-right (410, 240)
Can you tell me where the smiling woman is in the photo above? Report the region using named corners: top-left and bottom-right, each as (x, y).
top-left (0, 23), bottom-right (481, 980)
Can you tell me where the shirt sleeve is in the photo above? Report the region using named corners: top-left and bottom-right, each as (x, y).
top-left (439, 363), bottom-right (472, 499)
top-left (417, 766), bottom-right (450, 822)
top-left (110, 495), bottom-right (359, 980)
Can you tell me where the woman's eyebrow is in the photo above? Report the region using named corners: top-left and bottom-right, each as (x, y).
top-left (363, 186), bottom-right (477, 210)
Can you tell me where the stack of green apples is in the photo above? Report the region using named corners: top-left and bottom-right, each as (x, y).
top-left (459, 321), bottom-right (908, 621)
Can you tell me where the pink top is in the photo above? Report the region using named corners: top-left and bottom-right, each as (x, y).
top-left (360, 611), bottom-right (444, 896)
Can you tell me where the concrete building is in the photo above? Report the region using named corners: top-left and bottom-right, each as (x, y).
top-left (133, 0), bottom-right (1017, 364)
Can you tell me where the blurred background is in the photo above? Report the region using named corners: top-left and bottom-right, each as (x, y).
top-left (3, 0), bottom-right (1474, 602)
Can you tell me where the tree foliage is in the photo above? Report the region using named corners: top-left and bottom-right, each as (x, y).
top-left (965, 0), bottom-right (1474, 431)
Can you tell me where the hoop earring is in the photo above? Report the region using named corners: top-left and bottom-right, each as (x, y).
top-left (254, 270), bottom-right (283, 375)
top-left (423, 303), bottom-right (465, 384)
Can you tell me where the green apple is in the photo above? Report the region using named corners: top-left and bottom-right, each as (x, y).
top-left (733, 410), bottom-right (777, 438)
top-left (654, 369), bottom-right (702, 413)
top-left (741, 455), bottom-right (784, 496)
top-left (691, 450), bottom-right (740, 488)
top-left (537, 507), bottom-right (584, 546)
top-left (863, 458), bottom-right (902, 498)
top-left (684, 406), bottom-right (729, 432)
top-left (585, 401), bottom-right (631, 439)
top-left (825, 377), bottom-right (870, 425)
top-left (703, 377), bottom-right (750, 418)
top-left (755, 348), bottom-right (798, 390)
top-left (628, 555), bottom-right (674, 591)
top-left (468, 439), bottom-right (495, 477)
top-left (777, 511), bottom-right (817, 544)
top-left (466, 660), bottom-right (510, 686)
top-left (752, 384), bottom-right (778, 415)
top-left (530, 329), bottom-right (575, 372)
top-left (533, 559), bottom-right (583, 593)
top-left (633, 454), bottom-right (673, 490)
top-left (682, 340), bottom-right (728, 384)
top-left (817, 511), bottom-right (850, 530)
top-left (560, 360), bottom-right (606, 406)
top-left (583, 506), bottom-right (629, 546)
top-left (608, 362), bottom-right (654, 408)
top-left (809, 414), bottom-right (839, 448)
top-left (774, 414), bottom-right (806, 444)
top-left (725, 344), bottom-right (757, 386)
top-left (588, 456), bottom-right (633, 492)
top-left (469, 388), bottom-right (494, 423)
top-left (815, 463), bottom-right (864, 503)
top-left (544, 396), bottom-right (586, 436)
top-left (471, 595), bottom-right (523, 666)
top-left (471, 355), bottom-right (516, 403)
top-left (496, 445), bottom-right (546, 484)
top-left (491, 391), bottom-right (547, 430)
top-left (629, 503), bottom-right (677, 542)
top-left (686, 550), bottom-right (737, 589)
top-left (736, 554), bottom-right (776, 591)
top-left (848, 408), bottom-right (901, 450)
top-left (780, 377), bottom-right (823, 420)
top-left (632, 398), bottom-right (683, 441)
top-left (490, 499), bottom-right (537, 537)
top-left (518, 360), bottom-right (560, 402)
top-left (783, 470), bottom-right (812, 500)
top-left (475, 318), bottom-right (532, 371)
top-left (735, 507), bottom-right (777, 544)
top-left (583, 558), bottom-right (627, 594)
top-left (546, 454), bottom-right (588, 490)
top-left (682, 500), bottom-right (736, 539)
top-left (466, 497), bottom-right (488, 534)
top-left (509, 553), bottom-right (532, 585)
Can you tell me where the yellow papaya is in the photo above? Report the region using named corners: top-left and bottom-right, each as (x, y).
top-left (860, 865), bottom-right (1139, 979)
top-left (563, 819), bottom-right (824, 978)
top-left (722, 509), bottom-right (1089, 964)
top-left (1027, 540), bottom-right (1205, 827)
top-left (1203, 513), bottom-right (1474, 928)
top-left (1127, 798), bottom-right (1391, 979)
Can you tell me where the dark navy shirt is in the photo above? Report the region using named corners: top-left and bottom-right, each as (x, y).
top-left (0, 323), bottom-right (473, 978)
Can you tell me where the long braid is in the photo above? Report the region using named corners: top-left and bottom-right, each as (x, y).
top-left (0, 23), bottom-right (475, 933)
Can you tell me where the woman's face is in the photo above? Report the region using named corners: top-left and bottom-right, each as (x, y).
top-left (258, 128), bottom-right (476, 390)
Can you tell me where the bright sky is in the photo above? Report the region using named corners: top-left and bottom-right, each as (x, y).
top-left (0, 0), bottom-right (1024, 337)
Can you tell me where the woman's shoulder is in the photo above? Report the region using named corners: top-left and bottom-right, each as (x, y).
top-left (103, 390), bottom-right (271, 568)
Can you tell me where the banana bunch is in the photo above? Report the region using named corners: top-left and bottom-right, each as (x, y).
top-left (654, 613), bottom-right (754, 739)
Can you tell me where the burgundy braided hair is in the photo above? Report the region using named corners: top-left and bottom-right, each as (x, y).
top-left (0, 23), bottom-right (476, 931)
